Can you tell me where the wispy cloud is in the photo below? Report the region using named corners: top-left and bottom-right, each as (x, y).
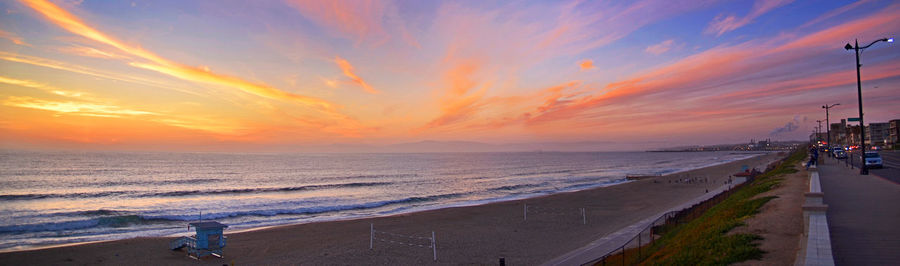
top-left (334, 56), bottom-right (379, 94)
top-left (0, 75), bottom-right (250, 134)
top-left (799, 0), bottom-right (872, 29)
top-left (0, 75), bottom-right (89, 99)
top-left (5, 0), bottom-right (900, 148)
top-left (0, 29), bottom-right (30, 46)
top-left (421, 58), bottom-right (490, 130)
top-left (285, 0), bottom-right (391, 45)
top-left (464, 3), bottom-right (900, 135)
top-left (414, 0), bottom-right (715, 133)
top-left (706, 0), bottom-right (794, 36)
top-left (645, 39), bottom-right (675, 55)
top-left (3, 96), bottom-right (156, 117)
top-left (56, 45), bottom-right (127, 59)
top-left (0, 51), bottom-right (214, 99)
top-left (19, 0), bottom-right (337, 110)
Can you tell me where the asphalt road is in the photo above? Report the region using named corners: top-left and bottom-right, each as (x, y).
top-left (827, 150), bottom-right (900, 185)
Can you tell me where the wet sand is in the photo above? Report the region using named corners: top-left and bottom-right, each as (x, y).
top-left (0, 152), bottom-right (785, 265)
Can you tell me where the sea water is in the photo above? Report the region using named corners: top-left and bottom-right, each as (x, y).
top-left (0, 150), bottom-right (761, 251)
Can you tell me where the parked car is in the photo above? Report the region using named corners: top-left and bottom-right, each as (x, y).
top-left (863, 152), bottom-right (883, 168)
top-left (834, 150), bottom-right (847, 159)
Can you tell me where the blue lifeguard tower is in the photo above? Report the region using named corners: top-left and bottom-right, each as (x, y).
top-left (170, 221), bottom-right (228, 259)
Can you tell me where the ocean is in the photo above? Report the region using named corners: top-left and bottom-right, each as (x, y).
top-left (0, 150), bottom-right (761, 251)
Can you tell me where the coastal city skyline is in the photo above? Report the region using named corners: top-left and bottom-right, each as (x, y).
top-left (1, 0), bottom-right (899, 151)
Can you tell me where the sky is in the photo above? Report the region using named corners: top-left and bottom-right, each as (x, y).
top-left (0, 0), bottom-right (898, 151)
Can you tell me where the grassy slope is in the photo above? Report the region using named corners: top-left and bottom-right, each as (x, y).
top-left (639, 149), bottom-right (807, 266)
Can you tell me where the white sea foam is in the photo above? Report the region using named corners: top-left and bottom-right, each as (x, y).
top-left (0, 150), bottom-right (766, 251)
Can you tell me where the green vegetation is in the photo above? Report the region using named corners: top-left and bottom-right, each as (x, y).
top-left (632, 149), bottom-right (807, 265)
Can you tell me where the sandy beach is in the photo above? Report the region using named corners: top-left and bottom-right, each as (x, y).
top-left (0, 152), bottom-right (785, 265)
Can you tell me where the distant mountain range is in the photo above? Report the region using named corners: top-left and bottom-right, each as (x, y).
top-left (296, 140), bottom-right (668, 153)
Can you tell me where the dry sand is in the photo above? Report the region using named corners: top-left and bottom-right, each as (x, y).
top-left (0, 152), bottom-right (785, 265)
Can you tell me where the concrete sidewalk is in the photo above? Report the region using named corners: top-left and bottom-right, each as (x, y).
top-left (817, 158), bottom-right (900, 265)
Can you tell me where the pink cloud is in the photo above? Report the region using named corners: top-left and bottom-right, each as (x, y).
top-left (645, 39), bottom-right (675, 55)
top-left (507, 4), bottom-right (900, 133)
top-left (285, 0), bottom-right (390, 45)
top-left (415, 1), bottom-right (716, 133)
top-left (537, 0), bottom-right (713, 55)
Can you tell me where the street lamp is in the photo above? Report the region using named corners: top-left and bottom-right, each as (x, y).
top-left (822, 103), bottom-right (839, 157)
top-left (844, 37), bottom-right (893, 175)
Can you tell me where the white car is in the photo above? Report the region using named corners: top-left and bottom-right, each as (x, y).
top-left (864, 152), bottom-right (883, 169)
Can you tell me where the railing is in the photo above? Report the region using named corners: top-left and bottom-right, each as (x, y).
top-left (169, 236), bottom-right (196, 251)
top-left (583, 163), bottom-right (776, 266)
top-left (582, 154), bottom-right (790, 265)
top-left (585, 179), bottom-right (749, 266)
top-left (797, 165), bottom-right (834, 265)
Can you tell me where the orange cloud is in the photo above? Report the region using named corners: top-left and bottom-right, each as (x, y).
top-left (56, 45), bottom-right (127, 59)
top-left (515, 44), bottom-right (760, 126)
top-left (20, 0), bottom-right (336, 110)
top-left (128, 62), bottom-right (333, 109)
top-left (334, 56), bottom-right (380, 94)
top-left (320, 76), bottom-right (339, 88)
top-left (0, 75), bottom-right (89, 99)
top-left (0, 51), bottom-right (211, 99)
top-left (0, 76), bottom-right (251, 134)
top-left (578, 59), bottom-right (595, 71)
top-left (418, 58), bottom-right (493, 131)
top-left (0, 29), bottom-right (29, 46)
top-left (3, 96), bottom-right (156, 117)
top-left (0, 75), bottom-right (44, 89)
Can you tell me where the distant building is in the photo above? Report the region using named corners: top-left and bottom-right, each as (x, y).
top-left (847, 125), bottom-right (861, 147)
top-left (866, 122), bottom-right (890, 148)
top-left (809, 132), bottom-right (827, 145)
top-left (830, 119), bottom-right (847, 146)
top-left (890, 119), bottom-right (900, 149)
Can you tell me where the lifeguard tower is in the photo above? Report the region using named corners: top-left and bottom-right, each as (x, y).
top-left (170, 221), bottom-right (228, 259)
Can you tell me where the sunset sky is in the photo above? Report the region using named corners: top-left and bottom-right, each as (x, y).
top-left (1, 0), bottom-right (898, 151)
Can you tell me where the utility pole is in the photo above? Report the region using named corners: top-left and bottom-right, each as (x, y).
top-left (817, 120), bottom-right (823, 145)
top-left (822, 104), bottom-right (839, 157)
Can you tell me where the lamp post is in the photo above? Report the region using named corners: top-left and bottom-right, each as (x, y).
top-left (844, 37), bottom-right (893, 175)
top-left (822, 103), bottom-right (839, 157)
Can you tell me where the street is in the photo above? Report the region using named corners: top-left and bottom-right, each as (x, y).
top-left (828, 150), bottom-right (900, 185)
